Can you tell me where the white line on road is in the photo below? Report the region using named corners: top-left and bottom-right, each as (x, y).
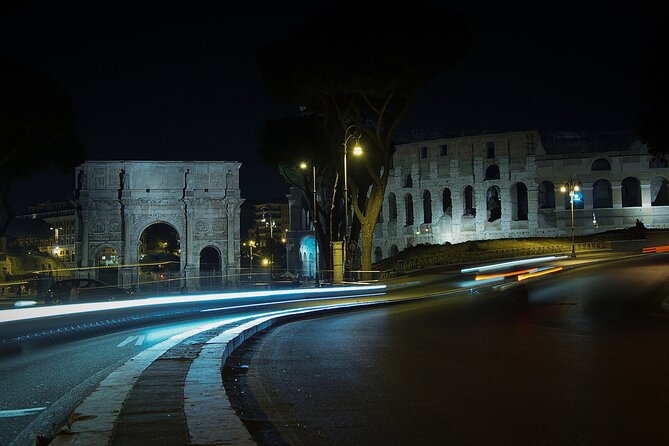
top-left (117, 335), bottom-right (145, 347)
top-left (0, 407), bottom-right (46, 418)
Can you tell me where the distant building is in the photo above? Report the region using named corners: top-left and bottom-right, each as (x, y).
top-left (12, 200), bottom-right (78, 267)
top-left (241, 200), bottom-right (289, 270)
top-left (25, 200), bottom-right (78, 265)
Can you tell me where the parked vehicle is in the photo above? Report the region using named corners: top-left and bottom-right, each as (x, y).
top-left (46, 279), bottom-right (134, 305)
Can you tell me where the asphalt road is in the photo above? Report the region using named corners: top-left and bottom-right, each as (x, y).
top-left (0, 287), bottom-right (405, 446)
top-left (224, 254), bottom-right (669, 446)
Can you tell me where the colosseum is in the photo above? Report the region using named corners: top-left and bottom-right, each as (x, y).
top-left (372, 129), bottom-right (668, 261)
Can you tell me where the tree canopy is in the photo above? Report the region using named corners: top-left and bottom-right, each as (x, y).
top-left (0, 55), bottom-right (84, 234)
top-left (636, 23), bottom-right (669, 158)
top-left (257, 0), bottom-right (471, 271)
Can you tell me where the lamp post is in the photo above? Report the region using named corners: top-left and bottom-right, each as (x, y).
top-left (243, 240), bottom-right (256, 279)
top-left (342, 125), bottom-right (363, 278)
top-left (560, 179), bottom-right (580, 258)
top-left (300, 161), bottom-right (320, 286)
top-left (260, 206), bottom-right (276, 280)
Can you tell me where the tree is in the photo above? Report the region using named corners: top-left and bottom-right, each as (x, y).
top-left (259, 115), bottom-right (337, 276)
top-left (637, 23), bottom-right (669, 158)
top-left (257, 0), bottom-right (471, 272)
top-left (0, 56), bottom-right (84, 235)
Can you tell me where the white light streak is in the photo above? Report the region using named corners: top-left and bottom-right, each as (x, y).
top-left (460, 256), bottom-right (567, 273)
top-left (0, 285), bottom-right (386, 324)
top-left (0, 407), bottom-right (46, 418)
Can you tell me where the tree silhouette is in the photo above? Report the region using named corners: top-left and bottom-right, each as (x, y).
top-left (257, 0), bottom-right (471, 271)
top-left (637, 23), bottom-right (669, 158)
top-left (259, 114), bottom-right (335, 273)
top-left (0, 55), bottom-right (84, 235)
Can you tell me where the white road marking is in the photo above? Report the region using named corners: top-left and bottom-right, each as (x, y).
top-left (117, 335), bottom-right (145, 347)
top-left (0, 407), bottom-right (46, 418)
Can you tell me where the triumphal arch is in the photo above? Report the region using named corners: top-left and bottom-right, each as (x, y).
top-left (75, 161), bottom-right (243, 291)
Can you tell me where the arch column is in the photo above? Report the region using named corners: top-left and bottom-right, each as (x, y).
top-left (641, 181), bottom-right (652, 207)
top-left (527, 185), bottom-right (538, 230)
top-left (583, 185), bottom-right (594, 210)
top-left (475, 187), bottom-right (486, 233)
top-left (450, 193), bottom-right (463, 238)
top-left (501, 185), bottom-right (511, 232)
top-left (611, 184), bottom-right (623, 209)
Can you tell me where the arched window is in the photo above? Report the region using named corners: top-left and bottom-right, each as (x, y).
top-left (374, 246), bottom-right (383, 263)
top-left (538, 181), bottom-right (555, 209)
top-left (442, 188), bottom-right (452, 215)
top-left (485, 164), bottom-right (500, 180)
top-left (388, 193), bottom-right (397, 222)
top-left (510, 182), bottom-right (528, 220)
top-left (463, 185), bottom-right (475, 216)
top-left (591, 158), bottom-right (611, 171)
top-left (423, 190), bottom-right (432, 223)
top-left (404, 174), bottom-right (413, 188)
top-left (621, 177), bottom-right (641, 207)
top-left (592, 179), bottom-right (613, 208)
top-left (651, 177), bottom-right (669, 206)
top-left (405, 194), bottom-right (414, 225)
top-left (486, 186), bottom-right (501, 222)
top-left (389, 245), bottom-right (399, 257)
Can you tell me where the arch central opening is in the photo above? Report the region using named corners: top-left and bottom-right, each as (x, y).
top-left (138, 223), bottom-right (180, 294)
top-left (200, 246), bottom-right (221, 291)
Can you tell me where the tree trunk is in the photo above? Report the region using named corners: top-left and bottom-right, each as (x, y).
top-left (359, 218), bottom-right (375, 279)
top-left (355, 183), bottom-right (384, 276)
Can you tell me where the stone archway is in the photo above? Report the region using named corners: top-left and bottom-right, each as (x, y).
top-left (199, 246), bottom-right (222, 291)
top-left (76, 161), bottom-right (243, 292)
top-left (94, 244), bottom-right (121, 285)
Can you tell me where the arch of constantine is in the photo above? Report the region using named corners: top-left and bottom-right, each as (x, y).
top-left (75, 161), bottom-right (243, 291)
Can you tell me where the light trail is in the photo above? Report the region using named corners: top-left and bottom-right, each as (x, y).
top-left (642, 245), bottom-right (669, 253)
top-left (475, 268), bottom-right (537, 281)
top-left (0, 285), bottom-right (386, 324)
top-left (200, 292), bottom-right (387, 313)
top-left (517, 266), bottom-right (563, 281)
top-left (460, 256), bottom-right (567, 273)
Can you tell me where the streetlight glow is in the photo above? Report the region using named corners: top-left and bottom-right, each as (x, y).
top-left (342, 125), bottom-right (363, 279)
top-left (560, 178), bottom-right (580, 258)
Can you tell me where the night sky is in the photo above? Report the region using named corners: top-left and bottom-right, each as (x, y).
top-left (1, 1), bottom-right (661, 214)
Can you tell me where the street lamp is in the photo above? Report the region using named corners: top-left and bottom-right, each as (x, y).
top-left (242, 240), bottom-right (256, 279)
top-left (560, 179), bottom-right (581, 258)
top-left (260, 206), bottom-right (276, 279)
top-left (300, 161), bottom-right (320, 286)
top-left (342, 124), bottom-right (363, 277)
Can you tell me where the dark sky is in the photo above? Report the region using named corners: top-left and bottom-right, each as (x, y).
top-left (1, 1), bottom-right (661, 214)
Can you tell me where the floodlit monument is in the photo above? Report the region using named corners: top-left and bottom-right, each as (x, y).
top-left (75, 161), bottom-right (243, 291)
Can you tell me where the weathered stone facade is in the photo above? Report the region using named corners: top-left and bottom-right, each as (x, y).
top-left (373, 130), bottom-right (669, 261)
top-left (75, 161), bottom-right (243, 290)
